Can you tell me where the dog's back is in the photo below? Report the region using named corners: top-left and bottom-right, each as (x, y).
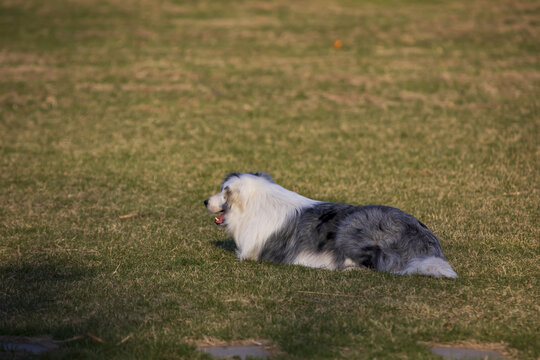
top-left (260, 203), bottom-right (457, 278)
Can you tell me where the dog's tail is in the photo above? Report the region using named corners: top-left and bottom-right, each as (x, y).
top-left (398, 256), bottom-right (457, 278)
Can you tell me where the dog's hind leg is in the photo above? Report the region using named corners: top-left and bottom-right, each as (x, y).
top-left (336, 241), bottom-right (392, 271)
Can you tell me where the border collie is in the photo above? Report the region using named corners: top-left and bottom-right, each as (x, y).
top-left (204, 172), bottom-right (457, 278)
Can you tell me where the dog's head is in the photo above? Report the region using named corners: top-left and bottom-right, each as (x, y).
top-left (204, 172), bottom-right (274, 226)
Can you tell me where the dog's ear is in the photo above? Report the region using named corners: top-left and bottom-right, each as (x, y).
top-left (222, 173), bottom-right (240, 189)
top-left (250, 172), bottom-right (274, 183)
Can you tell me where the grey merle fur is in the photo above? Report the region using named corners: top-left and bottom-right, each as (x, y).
top-left (259, 202), bottom-right (446, 272)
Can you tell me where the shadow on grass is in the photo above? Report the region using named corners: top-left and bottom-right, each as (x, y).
top-left (212, 239), bottom-right (237, 253)
top-left (0, 259), bottom-right (96, 337)
top-left (0, 259), bottom-right (207, 358)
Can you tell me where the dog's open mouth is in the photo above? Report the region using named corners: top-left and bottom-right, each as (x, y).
top-left (214, 212), bottom-right (226, 226)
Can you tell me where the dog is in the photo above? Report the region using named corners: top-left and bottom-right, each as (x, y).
top-left (204, 172), bottom-right (457, 278)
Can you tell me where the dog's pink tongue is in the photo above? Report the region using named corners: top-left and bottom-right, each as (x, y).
top-left (214, 213), bottom-right (225, 225)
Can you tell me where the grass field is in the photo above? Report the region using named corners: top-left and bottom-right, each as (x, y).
top-left (1, 0), bottom-right (539, 358)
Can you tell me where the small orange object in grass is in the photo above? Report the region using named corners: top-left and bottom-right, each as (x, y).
top-left (333, 40), bottom-right (342, 48)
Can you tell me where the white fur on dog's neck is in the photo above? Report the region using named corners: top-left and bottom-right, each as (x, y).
top-left (225, 178), bottom-right (317, 260)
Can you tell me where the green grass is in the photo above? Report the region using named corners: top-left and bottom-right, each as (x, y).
top-left (0, 0), bottom-right (538, 358)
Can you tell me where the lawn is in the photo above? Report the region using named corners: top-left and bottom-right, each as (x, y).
top-left (0, 0), bottom-right (538, 358)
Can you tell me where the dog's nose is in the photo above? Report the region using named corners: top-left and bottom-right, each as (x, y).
top-left (204, 199), bottom-right (208, 207)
